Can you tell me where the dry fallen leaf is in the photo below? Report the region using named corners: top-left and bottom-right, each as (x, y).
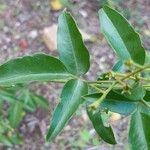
top-left (50, 0), bottom-right (63, 11)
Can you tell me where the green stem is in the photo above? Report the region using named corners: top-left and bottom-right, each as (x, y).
top-left (87, 80), bottom-right (114, 84)
top-left (121, 64), bottom-right (150, 81)
top-left (89, 84), bottom-right (105, 93)
top-left (132, 62), bottom-right (143, 69)
top-left (89, 82), bottom-right (116, 109)
top-left (88, 65), bottom-right (150, 110)
top-left (115, 73), bottom-right (150, 82)
top-left (141, 100), bottom-right (150, 108)
top-left (49, 80), bottom-right (67, 83)
top-left (96, 84), bottom-right (122, 89)
top-left (115, 73), bottom-right (135, 79)
top-left (143, 84), bottom-right (150, 87)
top-left (87, 65), bottom-right (150, 85)
top-left (49, 75), bottom-right (77, 83)
top-left (138, 77), bottom-right (150, 82)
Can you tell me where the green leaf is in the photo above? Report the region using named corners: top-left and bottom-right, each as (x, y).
top-left (0, 90), bottom-right (16, 103)
top-left (143, 54), bottom-right (150, 78)
top-left (84, 91), bottom-right (137, 115)
top-left (129, 110), bottom-right (150, 150)
top-left (18, 90), bottom-right (36, 112)
top-left (101, 100), bottom-right (136, 115)
top-left (79, 129), bottom-right (91, 143)
top-left (46, 79), bottom-right (88, 141)
top-left (0, 135), bottom-right (12, 146)
top-left (8, 102), bottom-right (24, 128)
top-left (57, 11), bottom-right (90, 76)
top-left (125, 83), bottom-right (146, 101)
top-left (112, 60), bottom-right (123, 72)
top-left (0, 53), bottom-right (72, 86)
top-left (87, 109), bottom-right (116, 144)
top-left (144, 90), bottom-right (150, 102)
top-left (9, 134), bottom-right (23, 145)
top-left (145, 54), bottom-right (150, 65)
top-left (99, 5), bottom-right (145, 65)
top-left (31, 94), bottom-right (49, 109)
top-left (138, 102), bottom-right (150, 116)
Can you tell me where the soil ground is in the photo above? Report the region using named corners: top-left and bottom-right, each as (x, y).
top-left (0, 0), bottom-right (150, 149)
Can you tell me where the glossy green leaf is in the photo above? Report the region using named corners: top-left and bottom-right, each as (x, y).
top-left (125, 83), bottom-right (146, 101)
top-left (46, 79), bottom-right (88, 141)
top-left (129, 110), bottom-right (150, 150)
top-left (0, 53), bottom-right (72, 86)
top-left (8, 102), bottom-right (24, 128)
top-left (57, 11), bottom-right (90, 76)
top-left (84, 91), bottom-right (137, 115)
top-left (99, 5), bottom-right (145, 65)
top-left (87, 109), bottom-right (116, 144)
top-left (101, 100), bottom-right (136, 115)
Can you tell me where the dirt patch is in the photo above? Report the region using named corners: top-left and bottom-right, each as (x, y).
top-left (0, 0), bottom-right (149, 149)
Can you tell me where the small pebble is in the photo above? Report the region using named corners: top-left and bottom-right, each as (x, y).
top-left (29, 30), bottom-right (38, 39)
top-left (79, 10), bottom-right (88, 18)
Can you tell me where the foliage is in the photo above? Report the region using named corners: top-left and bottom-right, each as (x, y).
top-left (0, 84), bottom-right (48, 146)
top-left (0, 5), bottom-right (150, 149)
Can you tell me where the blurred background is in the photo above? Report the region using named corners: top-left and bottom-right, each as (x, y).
top-left (0, 0), bottom-right (149, 149)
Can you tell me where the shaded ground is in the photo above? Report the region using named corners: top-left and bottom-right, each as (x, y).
top-left (0, 0), bottom-right (150, 149)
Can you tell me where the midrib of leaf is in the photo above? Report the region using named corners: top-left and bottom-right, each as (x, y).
top-left (101, 10), bottom-right (130, 60)
top-left (137, 112), bottom-right (148, 150)
top-left (0, 73), bottom-right (71, 84)
top-left (52, 80), bottom-right (81, 136)
top-left (63, 14), bottom-right (80, 75)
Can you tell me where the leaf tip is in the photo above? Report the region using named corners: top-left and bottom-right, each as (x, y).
top-left (46, 130), bottom-right (53, 142)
